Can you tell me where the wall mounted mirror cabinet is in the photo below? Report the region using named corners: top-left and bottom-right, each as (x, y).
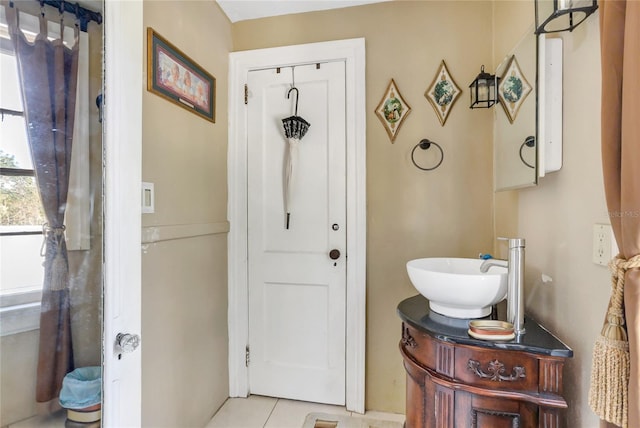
top-left (494, 26), bottom-right (538, 191)
top-left (494, 26), bottom-right (564, 192)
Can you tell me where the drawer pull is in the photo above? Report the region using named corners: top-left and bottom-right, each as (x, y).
top-left (468, 359), bottom-right (526, 382)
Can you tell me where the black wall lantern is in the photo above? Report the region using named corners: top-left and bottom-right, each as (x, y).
top-left (469, 65), bottom-right (499, 109)
top-left (535, 0), bottom-right (598, 34)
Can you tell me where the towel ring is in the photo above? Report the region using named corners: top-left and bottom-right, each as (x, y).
top-left (411, 139), bottom-right (444, 171)
top-left (519, 135), bottom-right (535, 169)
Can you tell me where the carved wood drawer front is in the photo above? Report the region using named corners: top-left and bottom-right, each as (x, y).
top-left (401, 323), bottom-right (458, 379)
top-left (401, 324), bottom-right (437, 370)
top-left (455, 345), bottom-right (539, 393)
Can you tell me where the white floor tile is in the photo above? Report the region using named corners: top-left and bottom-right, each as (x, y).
top-left (206, 395), bottom-right (278, 428)
top-left (8, 410), bottom-right (66, 428)
top-left (353, 410), bottom-right (405, 424)
top-left (264, 399), bottom-right (350, 428)
top-left (205, 396), bottom-right (406, 428)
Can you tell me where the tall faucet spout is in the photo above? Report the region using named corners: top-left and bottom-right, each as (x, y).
top-left (499, 237), bottom-right (526, 335)
top-left (479, 259), bottom-right (508, 273)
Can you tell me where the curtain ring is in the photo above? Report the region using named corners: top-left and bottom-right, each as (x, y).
top-left (59, 0), bottom-right (65, 38)
top-left (411, 139), bottom-right (444, 171)
top-left (74, 3), bottom-right (80, 29)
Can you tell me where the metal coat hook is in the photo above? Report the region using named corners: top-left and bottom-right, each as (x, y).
top-left (411, 139), bottom-right (444, 171)
top-left (287, 67), bottom-right (300, 115)
top-left (287, 87), bottom-right (300, 116)
top-left (59, 1), bottom-right (65, 38)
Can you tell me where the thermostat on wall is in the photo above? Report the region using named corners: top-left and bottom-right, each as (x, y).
top-left (142, 182), bottom-right (154, 214)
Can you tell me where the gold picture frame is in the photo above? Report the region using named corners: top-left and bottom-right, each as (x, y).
top-left (375, 79), bottom-right (411, 143)
top-left (498, 55), bottom-right (532, 124)
top-left (147, 28), bottom-right (216, 122)
top-left (425, 60), bottom-right (460, 126)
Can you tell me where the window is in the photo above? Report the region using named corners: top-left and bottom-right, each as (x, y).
top-left (0, 35), bottom-right (46, 297)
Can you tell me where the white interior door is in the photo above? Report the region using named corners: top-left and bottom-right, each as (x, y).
top-left (247, 62), bottom-right (347, 405)
top-left (102, 1), bottom-right (142, 426)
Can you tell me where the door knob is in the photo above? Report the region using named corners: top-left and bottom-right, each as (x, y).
top-left (329, 249), bottom-right (341, 260)
top-left (116, 333), bottom-right (140, 353)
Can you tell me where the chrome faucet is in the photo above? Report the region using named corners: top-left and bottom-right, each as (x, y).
top-left (480, 237), bottom-right (526, 335)
top-left (480, 259), bottom-right (508, 273)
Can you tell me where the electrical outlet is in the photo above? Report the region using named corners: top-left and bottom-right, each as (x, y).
top-left (592, 224), bottom-right (616, 266)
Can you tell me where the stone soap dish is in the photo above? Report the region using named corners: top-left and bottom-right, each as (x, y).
top-left (468, 320), bottom-right (515, 341)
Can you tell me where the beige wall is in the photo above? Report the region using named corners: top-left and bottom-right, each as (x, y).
top-left (233, 1), bottom-right (495, 413)
top-left (491, 0), bottom-right (530, 243)
top-left (516, 14), bottom-right (608, 427)
top-left (494, 2), bottom-right (607, 425)
top-left (3, 2), bottom-right (608, 425)
top-left (492, 2), bottom-right (606, 425)
top-left (141, 1), bottom-right (231, 426)
top-left (0, 331), bottom-right (39, 426)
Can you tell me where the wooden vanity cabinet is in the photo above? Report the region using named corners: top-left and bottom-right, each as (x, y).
top-left (398, 296), bottom-right (573, 428)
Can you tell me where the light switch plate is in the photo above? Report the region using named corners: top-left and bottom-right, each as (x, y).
top-left (142, 182), bottom-right (154, 214)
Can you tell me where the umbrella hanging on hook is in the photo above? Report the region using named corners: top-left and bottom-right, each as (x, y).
top-left (282, 70), bottom-right (310, 229)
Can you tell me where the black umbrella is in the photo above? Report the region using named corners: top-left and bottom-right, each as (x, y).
top-left (282, 86), bottom-right (310, 229)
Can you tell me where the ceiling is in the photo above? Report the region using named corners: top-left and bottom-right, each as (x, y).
top-left (76, 0), bottom-right (103, 12)
top-left (74, 1), bottom-right (389, 23)
top-left (216, 0), bottom-right (390, 23)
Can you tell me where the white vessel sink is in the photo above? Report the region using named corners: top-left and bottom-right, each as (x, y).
top-left (406, 258), bottom-right (508, 319)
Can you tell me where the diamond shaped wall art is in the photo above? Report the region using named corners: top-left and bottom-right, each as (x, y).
top-left (498, 55), bottom-right (532, 124)
top-left (425, 60), bottom-right (460, 126)
top-left (375, 79), bottom-right (411, 143)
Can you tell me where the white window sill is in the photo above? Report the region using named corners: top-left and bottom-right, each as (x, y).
top-left (0, 290), bottom-right (41, 337)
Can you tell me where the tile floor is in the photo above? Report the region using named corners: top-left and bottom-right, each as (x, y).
top-left (206, 396), bottom-right (405, 428)
top-left (6, 410), bottom-right (66, 428)
top-left (8, 396), bottom-right (405, 428)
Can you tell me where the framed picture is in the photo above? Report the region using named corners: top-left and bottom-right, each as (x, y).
top-left (375, 79), bottom-right (411, 143)
top-left (147, 28), bottom-right (216, 122)
top-left (425, 60), bottom-right (460, 126)
top-left (498, 55), bottom-right (532, 124)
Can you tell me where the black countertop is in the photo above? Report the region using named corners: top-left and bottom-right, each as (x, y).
top-left (398, 295), bottom-right (573, 358)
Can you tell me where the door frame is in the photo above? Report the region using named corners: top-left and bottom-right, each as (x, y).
top-left (227, 38), bottom-right (366, 413)
top-left (102, 1), bottom-right (143, 425)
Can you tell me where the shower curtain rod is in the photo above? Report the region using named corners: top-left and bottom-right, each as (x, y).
top-left (10, 0), bottom-right (102, 32)
top-left (40, 0), bottom-right (102, 31)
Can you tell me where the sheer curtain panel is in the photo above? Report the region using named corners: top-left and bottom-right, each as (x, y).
top-left (6, 4), bottom-right (79, 406)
